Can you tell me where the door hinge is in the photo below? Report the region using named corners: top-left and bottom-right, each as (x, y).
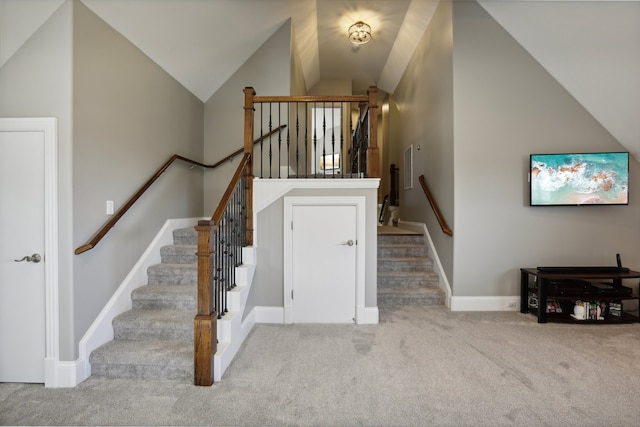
top-left (291, 290), bottom-right (294, 299)
top-left (291, 221), bottom-right (293, 230)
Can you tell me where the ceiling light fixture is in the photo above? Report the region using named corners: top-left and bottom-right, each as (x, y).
top-left (348, 21), bottom-right (372, 46)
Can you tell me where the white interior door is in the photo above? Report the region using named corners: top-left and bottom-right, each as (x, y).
top-left (0, 127), bottom-right (46, 383)
top-left (290, 203), bottom-right (357, 323)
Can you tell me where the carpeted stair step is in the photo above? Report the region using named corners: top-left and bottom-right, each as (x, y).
top-left (113, 309), bottom-right (195, 342)
top-left (377, 229), bottom-right (443, 308)
top-left (89, 340), bottom-right (193, 381)
top-left (377, 233), bottom-right (424, 246)
top-left (377, 270), bottom-right (440, 289)
top-left (147, 263), bottom-right (197, 285)
top-left (173, 227), bottom-right (198, 245)
top-left (160, 244), bottom-right (197, 264)
top-left (378, 286), bottom-right (445, 307)
top-left (132, 284), bottom-right (197, 310)
top-left (378, 257), bottom-right (433, 272)
top-left (377, 243), bottom-right (427, 258)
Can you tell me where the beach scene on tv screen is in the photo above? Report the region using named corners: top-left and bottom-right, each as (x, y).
top-left (531, 152), bottom-right (628, 205)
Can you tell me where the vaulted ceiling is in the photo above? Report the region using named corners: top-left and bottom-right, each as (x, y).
top-left (1, 0), bottom-right (638, 156)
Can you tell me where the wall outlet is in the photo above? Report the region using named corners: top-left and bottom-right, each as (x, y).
top-left (106, 200), bottom-right (114, 215)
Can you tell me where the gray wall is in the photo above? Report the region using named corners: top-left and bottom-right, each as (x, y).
top-left (450, 1), bottom-right (640, 297)
top-left (0, 0), bottom-right (75, 359)
top-left (1, 0), bottom-right (204, 359)
top-left (203, 20), bottom-right (294, 214)
top-left (72, 1), bottom-right (204, 357)
top-left (392, 0), bottom-right (455, 282)
top-left (393, 0), bottom-right (640, 298)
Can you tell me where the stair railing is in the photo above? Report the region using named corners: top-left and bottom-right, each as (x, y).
top-left (418, 175), bottom-right (453, 237)
top-left (193, 88), bottom-right (257, 386)
top-left (194, 153), bottom-right (250, 386)
top-left (73, 126), bottom-right (284, 255)
top-left (245, 86), bottom-right (380, 179)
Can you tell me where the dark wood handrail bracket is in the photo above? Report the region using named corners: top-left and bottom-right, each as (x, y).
top-left (418, 175), bottom-right (453, 237)
top-left (74, 127), bottom-right (284, 255)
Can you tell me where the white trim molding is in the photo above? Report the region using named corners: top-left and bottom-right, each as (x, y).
top-left (450, 296), bottom-right (520, 312)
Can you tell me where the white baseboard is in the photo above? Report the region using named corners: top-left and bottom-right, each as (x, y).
top-left (253, 306), bottom-right (379, 324)
top-left (44, 359), bottom-right (83, 388)
top-left (254, 306), bottom-right (285, 323)
top-left (357, 306), bottom-right (379, 324)
top-left (450, 296), bottom-right (520, 311)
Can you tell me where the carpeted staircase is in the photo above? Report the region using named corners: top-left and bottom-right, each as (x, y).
top-left (377, 228), bottom-right (445, 307)
top-left (89, 227), bottom-right (198, 381)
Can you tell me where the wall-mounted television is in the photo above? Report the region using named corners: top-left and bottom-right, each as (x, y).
top-left (529, 152), bottom-right (629, 206)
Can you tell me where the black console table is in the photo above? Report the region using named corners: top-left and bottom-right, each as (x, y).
top-left (520, 267), bottom-right (640, 323)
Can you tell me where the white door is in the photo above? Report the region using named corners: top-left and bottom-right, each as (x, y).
top-left (0, 127), bottom-right (46, 382)
top-left (291, 204), bottom-right (357, 323)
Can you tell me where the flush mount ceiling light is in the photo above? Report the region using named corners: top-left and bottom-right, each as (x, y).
top-left (348, 21), bottom-right (372, 46)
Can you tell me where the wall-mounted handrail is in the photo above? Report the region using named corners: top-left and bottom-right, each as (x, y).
top-left (74, 125), bottom-right (285, 255)
top-left (418, 175), bottom-right (453, 237)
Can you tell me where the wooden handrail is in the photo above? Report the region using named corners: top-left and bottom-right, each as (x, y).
top-left (211, 154), bottom-right (251, 224)
top-left (74, 126), bottom-right (285, 255)
top-left (418, 175), bottom-right (453, 237)
top-left (254, 94), bottom-right (369, 103)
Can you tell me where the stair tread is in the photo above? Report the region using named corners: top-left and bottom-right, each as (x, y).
top-left (378, 286), bottom-right (443, 294)
top-left (133, 284), bottom-right (196, 298)
top-left (148, 263), bottom-right (197, 270)
top-left (378, 270), bottom-right (438, 277)
top-left (115, 308), bottom-right (196, 322)
top-left (90, 340), bottom-right (192, 365)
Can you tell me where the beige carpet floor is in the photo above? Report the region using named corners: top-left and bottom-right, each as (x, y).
top-left (2, 306), bottom-right (640, 426)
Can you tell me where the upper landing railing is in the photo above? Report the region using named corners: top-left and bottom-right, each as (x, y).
top-left (245, 86), bottom-right (380, 180)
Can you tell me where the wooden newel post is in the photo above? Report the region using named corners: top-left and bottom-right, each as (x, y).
top-left (366, 86), bottom-right (380, 178)
top-left (194, 220), bottom-right (217, 386)
top-left (243, 87), bottom-right (255, 246)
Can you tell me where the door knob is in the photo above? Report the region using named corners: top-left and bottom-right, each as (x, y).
top-left (341, 240), bottom-right (354, 246)
top-left (14, 253), bottom-right (41, 263)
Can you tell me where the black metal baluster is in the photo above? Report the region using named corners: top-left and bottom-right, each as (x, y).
top-left (286, 102), bottom-right (290, 178)
top-left (295, 102), bottom-right (300, 177)
top-left (312, 103), bottom-right (317, 178)
top-left (340, 102), bottom-right (345, 178)
top-left (215, 225), bottom-right (222, 319)
top-left (259, 104), bottom-right (264, 179)
top-left (277, 103), bottom-right (282, 178)
top-left (304, 105), bottom-right (309, 177)
top-left (268, 103), bottom-right (273, 179)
